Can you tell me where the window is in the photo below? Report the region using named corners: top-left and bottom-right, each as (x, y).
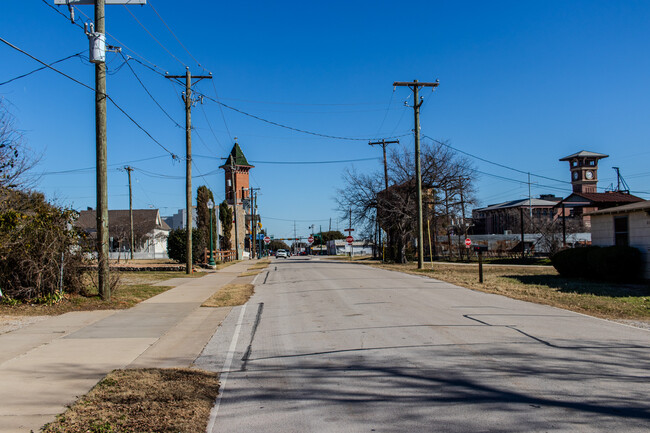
top-left (588, 160), bottom-right (595, 166)
top-left (614, 216), bottom-right (629, 247)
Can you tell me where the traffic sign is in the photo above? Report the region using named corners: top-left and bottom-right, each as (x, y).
top-left (465, 238), bottom-right (472, 248)
top-left (346, 235), bottom-right (354, 244)
top-left (308, 236), bottom-right (314, 244)
top-left (264, 236), bottom-right (271, 245)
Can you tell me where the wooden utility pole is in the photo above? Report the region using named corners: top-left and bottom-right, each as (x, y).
top-left (124, 166), bottom-right (134, 260)
top-left (165, 68), bottom-right (212, 273)
top-left (369, 138), bottom-right (398, 262)
top-left (94, 0), bottom-right (110, 299)
top-left (53, 0), bottom-right (147, 299)
top-left (369, 139), bottom-right (399, 192)
top-left (393, 80), bottom-right (439, 269)
top-left (520, 206), bottom-right (525, 260)
top-left (231, 156), bottom-right (240, 260)
top-left (249, 187), bottom-right (261, 258)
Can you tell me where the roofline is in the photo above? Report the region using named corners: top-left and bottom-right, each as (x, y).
top-left (559, 150), bottom-right (609, 161)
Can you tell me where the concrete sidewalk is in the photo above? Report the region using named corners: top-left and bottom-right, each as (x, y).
top-left (0, 260), bottom-right (257, 433)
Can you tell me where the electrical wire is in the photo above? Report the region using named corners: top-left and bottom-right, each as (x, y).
top-left (119, 51), bottom-right (182, 128)
top-left (71, 4), bottom-right (170, 75)
top-left (0, 36), bottom-right (95, 91)
top-left (209, 79), bottom-right (233, 141)
top-left (210, 96), bottom-right (389, 106)
top-left (40, 155), bottom-right (170, 176)
top-left (122, 4), bottom-right (186, 67)
top-left (40, 0), bottom-right (85, 30)
top-left (0, 51), bottom-right (84, 87)
top-left (0, 36), bottom-right (181, 160)
top-left (198, 92), bottom-right (410, 141)
top-left (193, 154), bottom-right (381, 165)
top-left (148, 0), bottom-right (205, 71)
top-left (198, 102), bottom-right (227, 153)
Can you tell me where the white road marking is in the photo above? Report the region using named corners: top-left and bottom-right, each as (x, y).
top-left (205, 304), bottom-right (248, 433)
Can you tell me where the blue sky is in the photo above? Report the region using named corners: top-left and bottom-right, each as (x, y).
top-left (1, 1), bottom-right (649, 239)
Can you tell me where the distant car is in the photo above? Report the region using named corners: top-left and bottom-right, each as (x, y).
top-left (276, 249), bottom-right (288, 258)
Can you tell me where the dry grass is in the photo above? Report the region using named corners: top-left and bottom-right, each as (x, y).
top-left (202, 283), bottom-right (255, 308)
top-left (371, 262), bottom-right (650, 320)
top-left (0, 271), bottom-right (205, 317)
top-left (240, 270), bottom-right (263, 277)
top-left (42, 368), bottom-right (219, 433)
top-left (246, 259), bottom-right (271, 270)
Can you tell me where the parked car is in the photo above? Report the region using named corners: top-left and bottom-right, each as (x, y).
top-left (276, 249), bottom-right (288, 258)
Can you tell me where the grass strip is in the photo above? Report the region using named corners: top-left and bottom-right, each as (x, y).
top-left (0, 271), bottom-right (205, 316)
top-left (202, 283), bottom-right (255, 308)
top-left (42, 368), bottom-right (219, 433)
top-left (371, 262), bottom-right (650, 320)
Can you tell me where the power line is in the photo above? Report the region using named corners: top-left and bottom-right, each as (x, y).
top-left (0, 51), bottom-right (84, 87)
top-left (119, 51), bottom-right (182, 128)
top-left (193, 154), bottom-right (381, 165)
top-left (209, 79), bottom-right (232, 141)
top-left (41, 0), bottom-right (85, 30)
top-left (122, 4), bottom-right (186, 67)
top-left (422, 135), bottom-right (569, 185)
top-left (208, 96), bottom-right (390, 106)
top-left (198, 92), bottom-right (410, 141)
top-left (0, 36), bottom-right (180, 160)
top-left (70, 4), bottom-right (169, 75)
top-left (39, 155), bottom-right (170, 176)
top-left (148, 0), bottom-right (205, 71)
top-left (0, 36), bottom-right (95, 91)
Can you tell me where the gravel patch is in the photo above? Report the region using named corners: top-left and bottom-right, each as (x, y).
top-left (0, 315), bottom-right (48, 334)
top-left (612, 319), bottom-right (650, 331)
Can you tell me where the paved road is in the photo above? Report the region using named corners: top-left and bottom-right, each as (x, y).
top-left (196, 257), bottom-right (650, 433)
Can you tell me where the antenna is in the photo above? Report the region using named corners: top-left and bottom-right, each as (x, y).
top-left (612, 167), bottom-right (630, 194)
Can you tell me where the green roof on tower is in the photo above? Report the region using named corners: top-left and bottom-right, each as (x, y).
top-left (220, 142), bottom-right (254, 168)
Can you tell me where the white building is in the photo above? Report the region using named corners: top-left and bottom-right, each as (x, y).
top-left (327, 239), bottom-right (375, 256)
top-left (589, 200), bottom-right (650, 279)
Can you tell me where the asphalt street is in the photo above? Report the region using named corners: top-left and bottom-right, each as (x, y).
top-left (196, 257), bottom-right (650, 433)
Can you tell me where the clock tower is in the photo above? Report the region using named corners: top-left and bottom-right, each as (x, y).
top-left (560, 150), bottom-right (608, 194)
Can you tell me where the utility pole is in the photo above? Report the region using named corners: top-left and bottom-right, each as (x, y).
top-left (393, 80), bottom-right (439, 269)
top-left (369, 139), bottom-right (399, 192)
top-left (95, 0), bottom-right (109, 299)
top-left (124, 166), bottom-right (134, 260)
top-left (53, 0), bottom-right (148, 299)
top-left (249, 187), bottom-right (261, 258)
top-left (165, 68), bottom-right (212, 273)
top-left (231, 156), bottom-right (241, 260)
top-left (369, 138), bottom-right (398, 262)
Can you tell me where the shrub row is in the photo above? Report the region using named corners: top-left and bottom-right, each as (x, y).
top-left (551, 246), bottom-right (644, 282)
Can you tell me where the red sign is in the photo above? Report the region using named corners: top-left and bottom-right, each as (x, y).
top-left (308, 236), bottom-right (314, 244)
top-left (264, 236), bottom-right (271, 245)
top-left (465, 238), bottom-right (472, 248)
top-left (346, 235), bottom-right (354, 244)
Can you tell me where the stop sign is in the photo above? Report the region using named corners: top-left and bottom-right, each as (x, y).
top-left (465, 238), bottom-right (472, 248)
top-left (346, 235), bottom-right (354, 244)
top-left (264, 236), bottom-right (271, 245)
top-left (308, 236), bottom-right (314, 244)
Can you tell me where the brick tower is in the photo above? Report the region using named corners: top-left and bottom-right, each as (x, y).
top-left (559, 150), bottom-right (608, 194)
top-left (220, 142), bottom-right (254, 204)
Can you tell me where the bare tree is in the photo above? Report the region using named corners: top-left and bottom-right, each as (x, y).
top-left (338, 140), bottom-right (475, 263)
top-left (0, 99), bottom-right (37, 189)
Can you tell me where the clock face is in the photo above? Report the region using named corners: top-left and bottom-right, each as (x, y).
top-left (585, 170), bottom-right (594, 180)
top-left (572, 171), bottom-right (579, 180)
